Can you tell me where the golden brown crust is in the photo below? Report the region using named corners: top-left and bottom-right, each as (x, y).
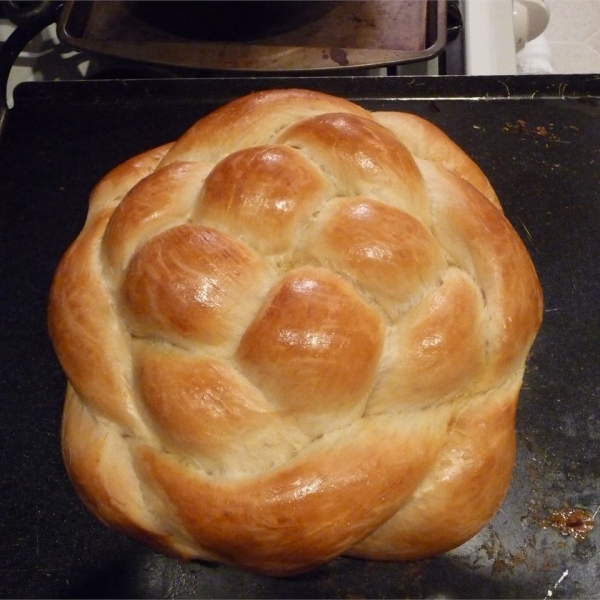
top-left (195, 145), bottom-right (332, 257)
top-left (134, 409), bottom-right (448, 575)
top-left (158, 88), bottom-right (370, 167)
top-left (49, 89), bottom-right (543, 575)
top-left (87, 143), bottom-right (174, 222)
top-left (349, 377), bottom-right (520, 560)
top-left (373, 112), bottom-right (500, 208)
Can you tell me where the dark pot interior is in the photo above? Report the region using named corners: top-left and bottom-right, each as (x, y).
top-left (130, 1), bottom-right (340, 42)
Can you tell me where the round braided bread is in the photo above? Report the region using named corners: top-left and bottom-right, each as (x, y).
top-left (49, 89), bottom-right (543, 576)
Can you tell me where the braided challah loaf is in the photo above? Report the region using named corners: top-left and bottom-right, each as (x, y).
top-left (49, 89), bottom-right (543, 576)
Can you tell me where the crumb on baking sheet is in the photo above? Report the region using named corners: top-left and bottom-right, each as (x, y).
top-left (502, 120), bottom-right (562, 141)
top-left (542, 507), bottom-right (595, 541)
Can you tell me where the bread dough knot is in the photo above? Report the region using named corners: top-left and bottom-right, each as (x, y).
top-left (49, 89), bottom-right (543, 575)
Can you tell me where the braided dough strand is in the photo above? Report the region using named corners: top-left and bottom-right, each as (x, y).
top-left (49, 89), bottom-right (543, 575)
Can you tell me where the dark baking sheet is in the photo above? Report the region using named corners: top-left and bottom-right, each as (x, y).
top-left (0, 75), bottom-right (599, 599)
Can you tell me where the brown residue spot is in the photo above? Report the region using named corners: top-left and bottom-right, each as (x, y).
top-left (502, 119), bottom-right (528, 133)
top-left (543, 507), bottom-right (595, 541)
top-left (479, 530), bottom-right (528, 576)
top-left (502, 120), bottom-right (561, 140)
top-left (502, 120), bottom-right (527, 134)
top-left (329, 47), bottom-right (349, 66)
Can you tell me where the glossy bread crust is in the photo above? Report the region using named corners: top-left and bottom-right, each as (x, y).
top-left (49, 89), bottom-right (543, 576)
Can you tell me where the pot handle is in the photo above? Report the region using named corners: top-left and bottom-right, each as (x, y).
top-left (0, 1), bottom-right (63, 116)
